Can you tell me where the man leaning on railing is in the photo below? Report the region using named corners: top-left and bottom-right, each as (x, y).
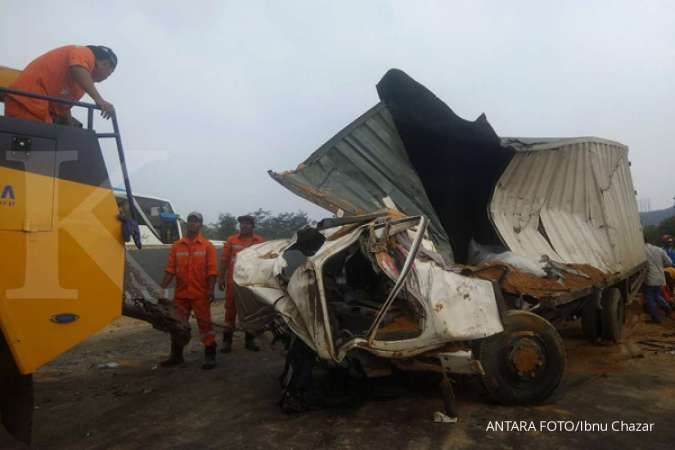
top-left (4, 45), bottom-right (117, 126)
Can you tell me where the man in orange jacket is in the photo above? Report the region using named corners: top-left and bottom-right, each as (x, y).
top-left (218, 215), bottom-right (265, 353)
top-left (160, 212), bottom-right (218, 369)
top-left (5, 45), bottom-right (116, 125)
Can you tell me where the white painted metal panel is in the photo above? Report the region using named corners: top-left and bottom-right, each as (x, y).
top-left (234, 218), bottom-right (504, 363)
top-left (269, 103), bottom-right (455, 260)
top-left (491, 138), bottom-right (645, 274)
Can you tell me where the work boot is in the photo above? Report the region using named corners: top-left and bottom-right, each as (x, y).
top-left (159, 341), bottom-right (185, 368)
top-left (202, 344), bottom-right (217, 370)
top-left (220, 331), bottom-right (233, 354)
top-left (245, 333), bottom-right (260, 352)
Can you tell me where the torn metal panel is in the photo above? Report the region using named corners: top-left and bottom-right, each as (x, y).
top-left (366, 216), bottom-right (429, 344)
top-left (270, 70), bottom-right (644, 280)
top-left (234, 215), bottom-right (503, 364)
top-left (438, 351), bottom-right (485, 375)
top-left (411, 259), bottom-right (502, 340)
top-left (122, 251), bottom-right (191, 343)
top-left (269, 70), bottom-right (516, 264)
top-left (330, 259), bottom-right (502, 361)
top-left (269, 69), bottom-right (521, 265)
top-left (232, 240), bottom-right (288, 289)
top-left (232, 239), bottom-right (319, 351)
top-left (491, 139), bottom-right (645, 274)
top-left (269, 102), bottom-right (454, 261)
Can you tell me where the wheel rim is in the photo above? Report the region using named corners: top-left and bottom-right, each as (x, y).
top-left (503, 332), bottom-right (547, 382)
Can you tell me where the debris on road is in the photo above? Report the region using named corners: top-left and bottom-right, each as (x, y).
top-left (97, 362), bottom-right (120, 370)
top-left (433, 411), bottom-right (458, 423)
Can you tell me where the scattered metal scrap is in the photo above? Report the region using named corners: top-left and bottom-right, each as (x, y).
top-left (122, 252), bottom-right (191, 345)
top-left (637, 340), bottom-right (675, 352)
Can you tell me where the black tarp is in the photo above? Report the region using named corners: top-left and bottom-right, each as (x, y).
top-left (376, 69), bottom-right (514, 263)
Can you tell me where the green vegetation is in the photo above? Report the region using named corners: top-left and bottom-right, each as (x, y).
top-left (644, 215), bottom-right (675, 244)
top-left (202, 209), bottom-right (314, 240)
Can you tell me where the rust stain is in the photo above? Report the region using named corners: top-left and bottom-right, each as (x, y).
top-left (470, 262), bottom-right (608, 299)
top-left (434, 303), bottom-right (444, 312)
top-left (326, 223), bottom-right (362, 241)
top-left (382, 208), bottom-right (408, 220)
top-left (511, 341), bottom-right (542, 373)
top-left (375, 315), bottom-right (420, 340)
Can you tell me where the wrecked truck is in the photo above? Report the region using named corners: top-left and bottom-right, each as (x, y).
top-left (233, 69), bottom-right (647, 409)
top-left (234, 213), bottom-right (565, 408)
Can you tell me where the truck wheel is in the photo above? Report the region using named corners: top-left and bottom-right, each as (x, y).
top-left (601, 288), bottom-right (624, 343)
top-left (1, 333), bottom-right (33, 447)
top-left (581, 298), bottom-right (600, 341)
top-left (478, 310), bottom-right (566, 405)
top-left (0, 371), bottom-right (33, 446)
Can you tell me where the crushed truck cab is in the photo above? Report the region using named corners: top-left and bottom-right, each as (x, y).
top-left (234, 215), bottom-right (504, 362)
top-left (234, 213), bottom-right (566, 406)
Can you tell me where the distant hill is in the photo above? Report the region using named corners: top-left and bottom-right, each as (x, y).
top-left (640, 206), bottom-right (675, 227)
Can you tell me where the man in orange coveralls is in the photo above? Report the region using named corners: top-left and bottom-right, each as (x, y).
top-left (160, 212), bottom-right (218, 370)
top-left (218, 215), bottom-right (265, 353)
top-left (5, 45), bottom-right (116, 125)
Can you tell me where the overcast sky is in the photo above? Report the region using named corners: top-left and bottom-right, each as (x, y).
top-left (2, 0), bottom-right (674, 222)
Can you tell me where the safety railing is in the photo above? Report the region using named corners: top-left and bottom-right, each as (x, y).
top-left (0, 86), bottom-right (139, 227)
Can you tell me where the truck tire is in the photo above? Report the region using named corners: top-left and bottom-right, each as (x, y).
top-left (1, 334), bottom-right (33, 446)
top-left (581, 298), bottom-right (600, 341)
top-left (478, 310), bottom-right (566, 405)
top-left (0, 373), bottom-right (33, 446)
top-left (601, 287), bottom-right (624, 343)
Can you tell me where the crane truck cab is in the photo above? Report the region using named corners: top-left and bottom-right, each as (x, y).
top-left (0, 68), bottom-right (132, 445)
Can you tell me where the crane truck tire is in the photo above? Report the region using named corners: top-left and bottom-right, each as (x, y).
top-left (1, 335), bottom-right (33, 447)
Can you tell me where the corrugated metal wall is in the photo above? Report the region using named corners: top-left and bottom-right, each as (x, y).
top-left (269, 103), bottom-right (454, 259)
top-left (490, 138), bottom-right (645, 274)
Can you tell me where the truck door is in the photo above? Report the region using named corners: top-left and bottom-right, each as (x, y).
top-left (0, 133), bottom-right (56, 231)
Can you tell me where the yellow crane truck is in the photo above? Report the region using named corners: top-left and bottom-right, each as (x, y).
top-left (0, 66), bottom-right (137, 445)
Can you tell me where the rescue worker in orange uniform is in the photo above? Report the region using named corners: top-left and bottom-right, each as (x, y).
top-left (5, 45), bottom-right (116, 125)
top-left (218, 215), bottom-right (265, 353)
top-left (160, 212), bottom-right (218, 369)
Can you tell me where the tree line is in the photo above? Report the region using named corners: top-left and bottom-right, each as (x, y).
top-left (200, 208), bottom-right (675, 246)
top-left (201, 208), bottom-right (314, 240)
top-left (644, 215), bottom-right (675, 245)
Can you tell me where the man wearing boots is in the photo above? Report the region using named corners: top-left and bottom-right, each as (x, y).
top-left (218, 215), bottom-right (265, 352)
top-left (160, 212), bottom-right (218, 369)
